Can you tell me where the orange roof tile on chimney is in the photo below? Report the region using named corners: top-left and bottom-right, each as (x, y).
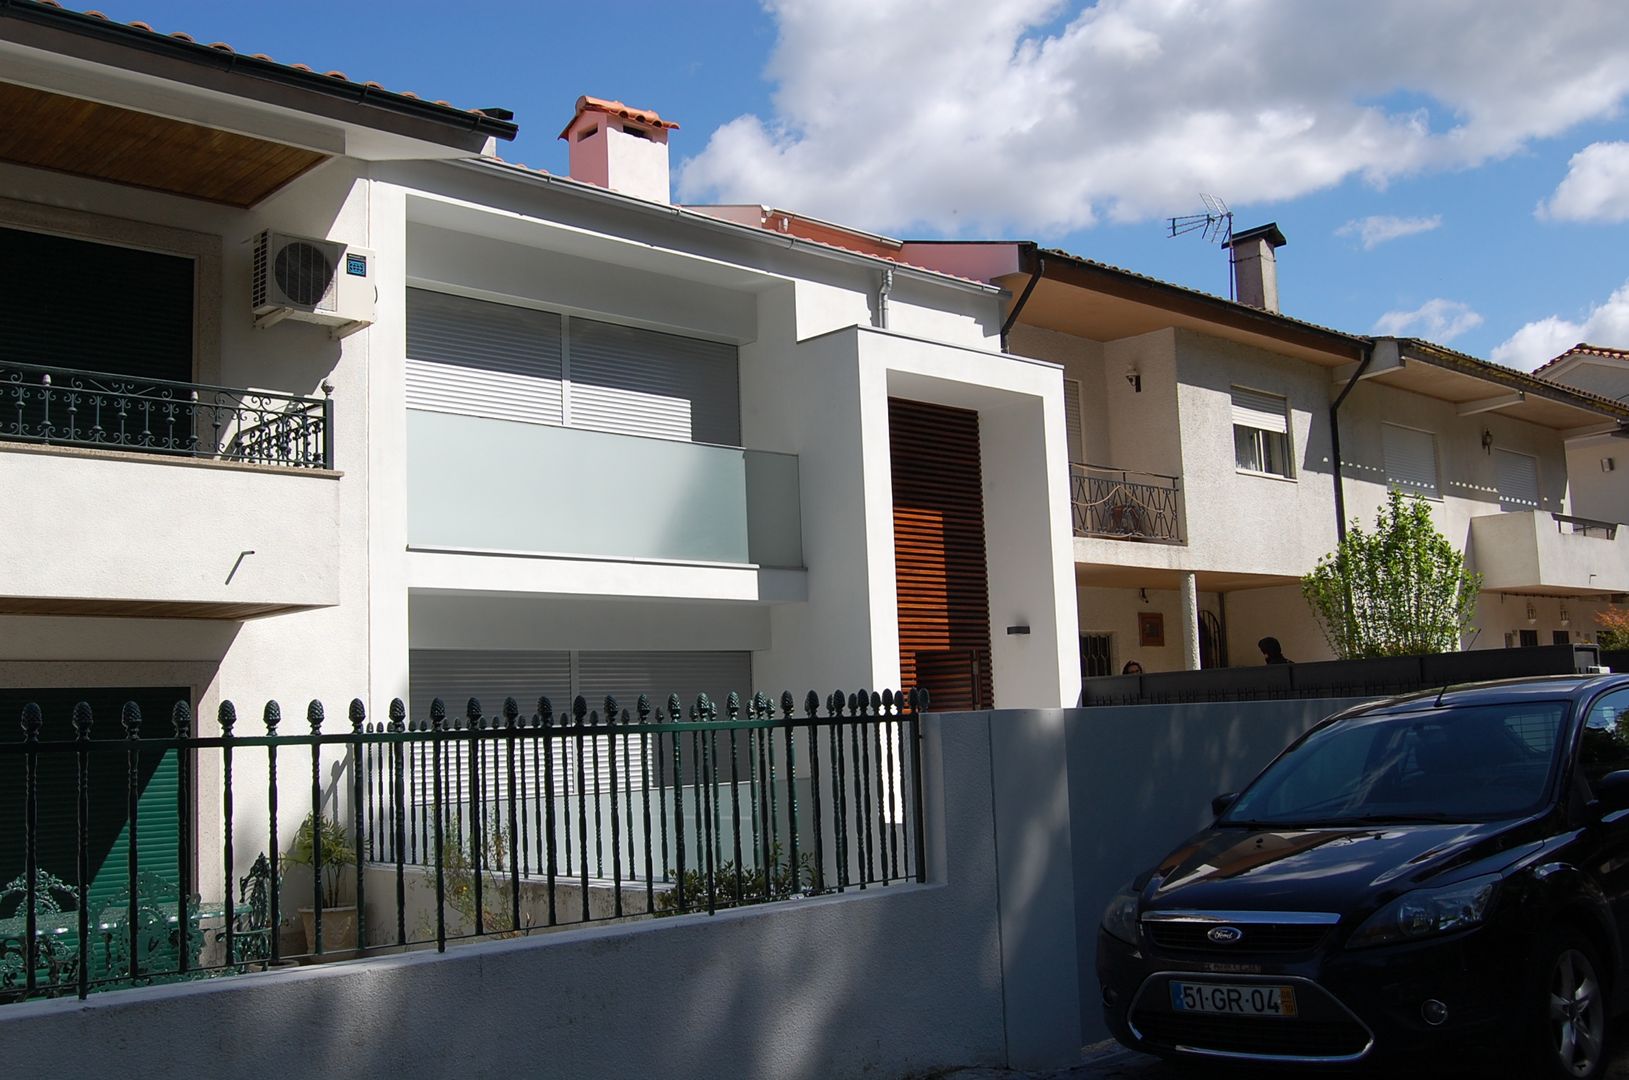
top-left (558, 95), bottom-right (679, 140)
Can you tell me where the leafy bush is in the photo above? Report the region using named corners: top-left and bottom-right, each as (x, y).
top-left (656, 843), bottom-right (815, 914)
top-left (1301, 490), bottom-right (1482, 659)
top-left (1596, 607), bottom-right (1629, 652)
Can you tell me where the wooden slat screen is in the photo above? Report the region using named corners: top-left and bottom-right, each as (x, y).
top-left (889, 398), bottom-right (993, 711)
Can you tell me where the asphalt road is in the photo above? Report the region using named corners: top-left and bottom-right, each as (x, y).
top-left (935, 1030), bottom-right (1629, 1079)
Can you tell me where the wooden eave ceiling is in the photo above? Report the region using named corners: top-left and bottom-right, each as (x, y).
top-left (996, 271), bottom-right (1364, 368)
top-left (1360, 364), bottom-right (1599, 429)
top-left (0, 81), bottom-right (328, 207)
top-left (1074, 562), bottom-right (1299, 592)
top-left (0, 596), bottom-right (315, 620)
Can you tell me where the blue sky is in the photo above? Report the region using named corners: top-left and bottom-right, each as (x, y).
top-left (89, 1), bottom-right (1629, 370)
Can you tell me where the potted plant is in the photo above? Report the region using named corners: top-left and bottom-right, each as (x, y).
top-left (284, 811), bottom-right (358, 955)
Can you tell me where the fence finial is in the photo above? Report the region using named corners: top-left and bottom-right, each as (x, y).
top-left (20, 701), bottom-right (42, 740)
top-left (637, 694), bottom-right (651, 725)
top-left (388, 698), bottom-right (406, 732)
top-left (264, 700), bottom-right (281, 734)
top-left (726, 691), bottom-right (740, 724)
top-left (573, 695), bottom-right (588, 725)
top-left (882, 688), bottom-right (895, 714)
top-left (217, 700), bottom-right (237, 735)
top-left (804, 690), bottom-right (819, 718)
top-left (349, 699), bottom-right (366, 731)
top-left (695, 692), bottom-right (712, 724)
top-left (72, 701), bottom-right (94, 740)
top-left (122, 700), bottom-right (143, 737)
top-left (465, 698), bottom-right (483, 728)
top-left (503, 697), bottom-right (519, 728)
top-left (870, 690), bottom-right (883, 715)
top-left (307, 699), bottom-right (325, 733)
top-left (604, 695), bottom-right (619, 726)
top-left (537, 696), bottom-right (553, 726)
top-left (430, 698), bottom-right (446, 731)
top-left (172, 700), bottom-right (192, 738)
top-left (666, 693), bottom-right (682, 723)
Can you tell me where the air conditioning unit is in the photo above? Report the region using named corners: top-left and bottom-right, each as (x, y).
top-left (251, 230), bottom-right (375, 338)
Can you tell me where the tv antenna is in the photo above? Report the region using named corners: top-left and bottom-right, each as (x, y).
top-left (1168, 194), bottom-right (1236, 300)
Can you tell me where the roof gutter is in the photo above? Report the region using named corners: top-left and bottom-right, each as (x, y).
top-left (1000, 245), bottom-right (1044, 351)
top-left (1329, 340), bottom-right (1375, 543)
top-left (457, 158), bottom-right (1003, 296)
top-left (0, 0), bottom-right (519, 142)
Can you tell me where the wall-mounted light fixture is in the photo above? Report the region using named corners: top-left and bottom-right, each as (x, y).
top-left (1560, 605), bottom-right (1571, 628)
top-left (1005, 624), bottom-right (1031, 636)
top-left (1125, 368), bottom-right (1142, 393)
top-left (1526, 601), bottom-right (1537, 625)
top-left (1481, 429), bottom-right (1494, 455)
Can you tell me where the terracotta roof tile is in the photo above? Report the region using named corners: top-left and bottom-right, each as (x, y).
top-left (18, 1), bottom-right (516, 137)
top-left (1534, 342), bottom-right (1629, 374)
top-left (558, 95), bottom-right (679, 140)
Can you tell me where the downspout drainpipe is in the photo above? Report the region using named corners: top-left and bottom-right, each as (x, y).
top-left (1000, 252), bottom-right (1044, 352)
top-left (1330, 341), bottom-right (1374, 542)
top-left (875, 267), bottom-right (894, 329)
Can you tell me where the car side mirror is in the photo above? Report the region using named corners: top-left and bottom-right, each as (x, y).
top-left (1595, 771), bottom-right (1629, 815)
top-left (1211, 792), bottom-right (1239, 818)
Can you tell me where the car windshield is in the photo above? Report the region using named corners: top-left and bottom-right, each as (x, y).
top-left (1222, 700), bottom-right (1570, 827)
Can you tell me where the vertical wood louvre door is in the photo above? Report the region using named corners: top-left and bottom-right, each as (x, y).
top-left (889, 398), bottom-right (993, 711)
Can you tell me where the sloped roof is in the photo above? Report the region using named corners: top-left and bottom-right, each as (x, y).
top-left (558, 96), bottom-right (679, 140)
top-left (4, 0), bottom-right (518, 140)
top-left (1534, 342), bottom-right (1629, 375)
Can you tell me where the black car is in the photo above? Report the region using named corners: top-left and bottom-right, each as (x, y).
top-left (1098, 674), bottom-right (1629, 1077)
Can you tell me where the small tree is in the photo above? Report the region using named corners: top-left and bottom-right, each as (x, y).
top-left (1301, 490), bottom-right (1482, 659)
top-left (1596, 607), bottom-right (1629, 651)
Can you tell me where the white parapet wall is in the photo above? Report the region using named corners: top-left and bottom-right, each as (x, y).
top-left (0, 712), bottom-right (1089, 1080)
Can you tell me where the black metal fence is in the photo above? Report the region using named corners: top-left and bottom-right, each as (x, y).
top-left (1070, 463), bottom-right (1182, 543)
top-left (1, 361), bottom-right (332, 469)
top-left (0, 687), bottom-right (928, 1005)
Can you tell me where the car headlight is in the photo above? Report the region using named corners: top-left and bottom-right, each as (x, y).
top-left (1101, 882), bottom-right (1141, 946)
top-left (1346, 874), bottom-right (1499, 949)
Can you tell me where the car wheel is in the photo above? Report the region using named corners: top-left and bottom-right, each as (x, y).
top-left (1526, 928), bottom-right (1609, 1079)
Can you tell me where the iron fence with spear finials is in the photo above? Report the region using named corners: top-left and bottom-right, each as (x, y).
top-left (0, 686), bottom-right (929, 1004)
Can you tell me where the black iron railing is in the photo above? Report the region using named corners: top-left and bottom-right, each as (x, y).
top-left (1, 361), bottom-right (332, 469)
top-left (1553, 512), bottom-right (1619, 540)
top-left (1071, 463), bottom-right (1182, 542)
top-left (1, 688), bottom-right (927, 1004)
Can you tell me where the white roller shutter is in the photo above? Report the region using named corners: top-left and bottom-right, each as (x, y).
top-left (405, 289), bottom-right (564, 425)
top-left (1381, 424), bottom-right (1439, 497)
top-left (568, 318), bottom-right (740, 445)
top-left (1064, 378), bottom-right (1085, 464)
top-left (1230, 386), bottom-right (1289, 434)
top-left (407, 649), bottom-right (572, 729)
top-left (1496, 449), bottom-right (1541, 511)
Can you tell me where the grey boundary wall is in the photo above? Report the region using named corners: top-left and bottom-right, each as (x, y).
top-left (0, 714), bottom-right (1086, 1080)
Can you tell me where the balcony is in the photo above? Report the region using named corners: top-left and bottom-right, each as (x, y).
top-left (1070, 464), bottom-right (1184, 543)
top-left (406, 410), bottom-right (803, 572)
top-left (1470, 510), bottom-right (1629, 594)
top-left (2, 361), bottom-right (332, 469)
top-left (0, 362), bottom-right (341, 619)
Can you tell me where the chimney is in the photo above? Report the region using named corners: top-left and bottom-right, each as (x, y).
top-left (1226, 223), bottom-right (1287, 313)
top-left (558, 96), bottom-right (679, 204)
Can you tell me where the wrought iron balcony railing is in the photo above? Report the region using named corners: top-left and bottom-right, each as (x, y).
top-left (1, 361), bottom-right (332, 470)
top-left (1071, 463), bottom-right (1183, 543)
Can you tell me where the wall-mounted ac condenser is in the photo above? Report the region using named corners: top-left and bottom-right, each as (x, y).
top-left (251, 230), bottom-right (375, 338)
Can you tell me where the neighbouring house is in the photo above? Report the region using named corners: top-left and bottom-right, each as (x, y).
top-left (1534, 343), bottom-right (1629, 530)
top-left (849, 228), bottom-right (1629, 673)
top-left (0, 3), bottom-right (1080, 923)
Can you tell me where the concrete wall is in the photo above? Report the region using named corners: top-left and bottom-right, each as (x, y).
top-left (0, 711), bottom-right (1084, 1080)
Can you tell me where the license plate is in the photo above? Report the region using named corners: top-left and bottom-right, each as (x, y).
top-left (1170, 981), bottom-right (1297, 1018)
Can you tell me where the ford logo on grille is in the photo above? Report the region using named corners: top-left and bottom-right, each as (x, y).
top-left (1207, 925), bottom-right (1244, 945)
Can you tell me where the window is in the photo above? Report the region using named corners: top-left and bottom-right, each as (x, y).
top-left (1520, 629), bottom-right (1540, 648)
top-left (1554, 631), bottom-right (1572, 646)
top-left (1064, 378), bottom-right (1085, 465)
top-left (1495, 449), bottom-right (1540, 512)
top-left (1579, 690), bottom-right (1629, 798)
top-left (1080, 633), bottom-right (1113, 678)
top-left (1231, 387), bottom-right (1291, 477)
top-left (1381, 424), bottom-right (1439, 498)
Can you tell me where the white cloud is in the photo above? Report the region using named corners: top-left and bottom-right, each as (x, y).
top-left (1491, 280), bottom-right (1629, 370)
top-left (1538, 141), bottom-right (1629, 223)
top-left (678, 1), bottom-right (1629, 235)
top-left (1334, 214), bottom-right (1442, 249)
top-left (1373, 299), bottom-right (1483, 342)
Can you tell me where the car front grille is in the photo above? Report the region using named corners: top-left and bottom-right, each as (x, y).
top-left (1132, 1011), bottom-right (1370, 1059)
top-left (1145, 921), bottom-right (1329, 954)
